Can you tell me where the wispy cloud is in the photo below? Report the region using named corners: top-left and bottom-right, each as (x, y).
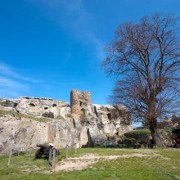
top-left (0, 77), bottom-right (27, 90)
top-left (0, 61), bottom-right (43, 98)
top-left (0, 62), bottom-right (17, 77)
top-left (0, 62), bottom-right (42, 83)
top-left (24, 0), bottom-right (105, 60)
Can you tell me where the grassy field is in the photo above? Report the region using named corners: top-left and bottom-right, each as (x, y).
top-left (0, 148), bottom-right (180, 180)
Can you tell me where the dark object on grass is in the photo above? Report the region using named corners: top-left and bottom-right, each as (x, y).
top-left (35, 143), bottom-right (60, 159)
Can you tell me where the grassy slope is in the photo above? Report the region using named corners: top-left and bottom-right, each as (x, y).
top-left (0, 148), bottom-right (179, 180)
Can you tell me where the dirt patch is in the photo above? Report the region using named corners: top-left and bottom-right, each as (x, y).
top-left (54, 152), bottom-right (160, 172)
top-left (54, 159), bottom-right (98, 172)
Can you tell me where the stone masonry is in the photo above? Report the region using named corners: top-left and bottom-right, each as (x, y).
top-left (70, 89), bottom-right (91, 118)
top-left (0, 89), bottom-right (132, 153)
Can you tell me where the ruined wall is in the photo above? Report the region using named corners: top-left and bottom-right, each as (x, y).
top-left (70, 89), bottom-right (91, 118)
top-left (0, 89), bottom-right (133, 152)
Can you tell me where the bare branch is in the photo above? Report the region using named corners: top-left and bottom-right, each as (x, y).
top-left (103, 14), bottom-right (180, 143)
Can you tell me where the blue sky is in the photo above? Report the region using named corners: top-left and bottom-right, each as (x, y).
top-left (0, 0), bottom-right (180, 104)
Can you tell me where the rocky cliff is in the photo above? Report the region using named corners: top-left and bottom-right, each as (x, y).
top-left (0, 90), bottom-right (132, 153)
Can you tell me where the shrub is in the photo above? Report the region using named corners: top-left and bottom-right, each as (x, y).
top-left (122, 138), bottom-right (136, 147)
top-left (122, 129), bottom-right (151, 148)
top-left (125, 129), bottom-right (151, 136)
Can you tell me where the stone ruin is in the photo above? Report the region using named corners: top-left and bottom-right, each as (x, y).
top-left (0, 89), bottom-right (133, 153)
top-left (70, 89), bottom-right (91, 118)
top-left (70, 89), bottom-right (132, 147)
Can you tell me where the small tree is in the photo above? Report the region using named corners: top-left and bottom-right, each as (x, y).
top-left (103, 14), bottom-right (180, 145)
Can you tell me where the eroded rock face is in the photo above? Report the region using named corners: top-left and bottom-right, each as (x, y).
top-left (0, 115), bottom-right (49, 153)
top-left (15, 97), bottom-right (71, 118)
top-left (0, 92), bottom-right (132, 153)
top-left (79, 104), bottom-right (132, 147)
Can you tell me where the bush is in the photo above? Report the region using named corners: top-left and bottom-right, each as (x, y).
top-left (125, 129), bottom-right (151, 136)
top-left (122, 138), bottom-right (136, 147)
top-left (122, 129), bottom-right (151, 148)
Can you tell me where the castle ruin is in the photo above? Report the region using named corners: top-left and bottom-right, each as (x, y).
top-left (0, 89), bottom-right (133, 152)
top-left (70, 89), bottom-right (91, 118)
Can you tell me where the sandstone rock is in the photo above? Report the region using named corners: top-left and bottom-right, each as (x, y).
top-left (0, 90), bottom-right (132, 153)
top-left (0, 116), bottom-right (49, 153)
top-left (79, 127), bottom-right (88, 147)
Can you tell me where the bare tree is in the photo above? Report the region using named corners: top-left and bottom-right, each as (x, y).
top-left (103, 14), bottom-right (180, 145)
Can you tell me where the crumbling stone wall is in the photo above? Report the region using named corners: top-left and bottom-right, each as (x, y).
top-left (70, 89), bottom-right (91, 118)
top-left (0, 89), bottom-right (133, 152)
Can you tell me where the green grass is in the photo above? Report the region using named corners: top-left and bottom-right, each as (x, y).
top-left (0, 148), bottom-right (179, 180)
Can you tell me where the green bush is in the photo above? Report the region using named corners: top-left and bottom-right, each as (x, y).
top-left (123, 129), bottom-right (151, 148)
top-left (122, 138), bottom-right (136, 147)
top-left (125, 129), bottom-right (151, 136)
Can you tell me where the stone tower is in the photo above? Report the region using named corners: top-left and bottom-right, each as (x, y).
top-left (70, 89), bottom-right (91, 118)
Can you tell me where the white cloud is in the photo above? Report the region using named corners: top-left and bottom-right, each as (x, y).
top-left (0, 62), bottom-right (17, 77)
top-left (57, 0), bottom-right (105, 59)
top-left (0, 61), bottom-right (43, 98)
top-left (0, 61), bottom-right (42, 83)
top-left (0, 77), bottom-right (27, 90)
top-left (0, 76), bottom-right (29, 98)
top-left (24, 0), bottom-right (105, 60)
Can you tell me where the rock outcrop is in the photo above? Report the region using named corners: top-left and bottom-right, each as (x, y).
top-left (0, 90), bottom-right (132, 153)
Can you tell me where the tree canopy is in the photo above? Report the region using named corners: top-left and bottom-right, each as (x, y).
top-left (103, 14), bottom-right (180, 144)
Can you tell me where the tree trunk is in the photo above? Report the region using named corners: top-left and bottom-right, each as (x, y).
top-left (149, 119), bottom-right (157, 145)
top-left (149, 119), bottom-right (164, 147)
top-left (148, 96), bottom-right (159, 146)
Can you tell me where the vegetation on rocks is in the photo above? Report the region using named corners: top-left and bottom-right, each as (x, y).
top-left (0, 109), bottom-right (49, 123)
